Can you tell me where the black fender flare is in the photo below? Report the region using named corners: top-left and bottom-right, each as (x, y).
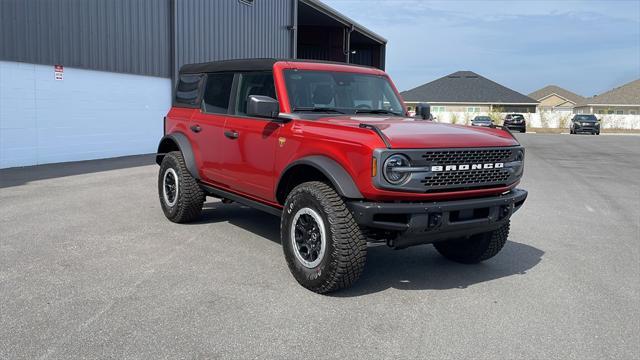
top-left (278, 156), bottom-right (363, 200)
top-left (156, 133), bottom-right (200, 180)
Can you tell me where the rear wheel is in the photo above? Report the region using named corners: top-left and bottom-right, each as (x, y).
top-left (281, 181), bottom-right (366, 293)
top-left (434, 221), bottom-right (510, 264)
top-left (158, 151), bottom-right (205, 223)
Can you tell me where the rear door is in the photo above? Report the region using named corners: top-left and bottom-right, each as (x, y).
top-left (189, 72), bottom-right (235, 185)
top-left (220, 72), bottom-right (281, 201)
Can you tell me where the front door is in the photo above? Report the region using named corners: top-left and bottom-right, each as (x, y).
top-left (190, 72), bottom-right (235, 186)
top-left (221, 72), bottom-right (281, 201)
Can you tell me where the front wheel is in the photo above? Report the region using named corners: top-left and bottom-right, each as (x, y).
top-left (281, 181), bottom-right (367, 293)
top-left (433, 221), bottom-right (510, 264)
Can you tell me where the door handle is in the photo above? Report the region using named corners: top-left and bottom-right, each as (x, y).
top-left (224, 130), bottom-right (239, 139)
top-left (190, 124), bottom-right (202, 133)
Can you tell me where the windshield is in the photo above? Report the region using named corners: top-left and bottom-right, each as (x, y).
top-left (511, 114), bottom-right (524, 120)
top-left (575, 115), bottom-right (597, 121)
top-left (474, 116), bottom-right (491, 122)
top-left (283, 70), bottom-right (404, 116)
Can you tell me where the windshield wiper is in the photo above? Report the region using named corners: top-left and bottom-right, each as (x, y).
top-left (355, 109), bottom-right (402, 115)
top-left (292, 106), bottom-right (345, 114)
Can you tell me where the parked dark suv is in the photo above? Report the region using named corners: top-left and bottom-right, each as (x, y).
top-left (471, 115), bottom-right (493, 127)
top-left (503, 114), bottom-right (526, 133)
top-left (570, 114), bottom-right (600, 135)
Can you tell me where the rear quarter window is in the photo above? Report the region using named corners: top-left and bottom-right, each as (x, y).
top-left (203, 73), bottom-right (235, 114)
top-left (175, 74), bottom-right (204, 108)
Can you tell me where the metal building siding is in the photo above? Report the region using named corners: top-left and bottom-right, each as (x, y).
top-left (174, 0), bottom-right (292, 79)
top-left (0, 0), bottom-right (172, 77)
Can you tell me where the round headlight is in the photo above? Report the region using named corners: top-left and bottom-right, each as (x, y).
top-left (383, 154), bottom-right (411, 185)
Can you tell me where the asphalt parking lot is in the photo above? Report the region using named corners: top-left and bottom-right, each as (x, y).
top-left (1, 134), bottom-right (639, 359)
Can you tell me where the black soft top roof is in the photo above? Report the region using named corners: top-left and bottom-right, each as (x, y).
top-left (179, 58), bottom-right (375, 74)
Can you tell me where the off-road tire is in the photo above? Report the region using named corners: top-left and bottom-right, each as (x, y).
top-left (281, 181), bottom-right (367, 293)
top-left (433, 221), bottom-right (510, 264)
top-left (158, 151), bottom-right (205, 223)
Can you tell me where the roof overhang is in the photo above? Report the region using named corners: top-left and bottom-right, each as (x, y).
top-left (402, 101), bottom-right (539, 105)
top-left (299, 0), bottom-right (387, 44)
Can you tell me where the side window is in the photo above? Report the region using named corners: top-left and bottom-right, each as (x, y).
top-left (175, 74), bottom-right (203, 107)
top-left (235, 72), bottom-right (276, 115)
top-left (203, 73), bottom-right (234, 114)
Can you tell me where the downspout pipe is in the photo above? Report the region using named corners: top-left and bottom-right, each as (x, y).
top-left (344, 25), bottom-right (354, 63)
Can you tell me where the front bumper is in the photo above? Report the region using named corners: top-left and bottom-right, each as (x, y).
top-left (573, 124), bottom-right (599, 133)
top-left (348, 189), bottom-right (527, 248)
top-left (505, 123), bottom-right (526, 131)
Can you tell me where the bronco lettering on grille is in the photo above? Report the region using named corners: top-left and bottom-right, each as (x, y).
top-left (431, 163), bottom-right (504, 172)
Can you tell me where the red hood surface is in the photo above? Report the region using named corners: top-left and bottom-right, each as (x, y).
top-left (311, 116), bottom-right (519, 148)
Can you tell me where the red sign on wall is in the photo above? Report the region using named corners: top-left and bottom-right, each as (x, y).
top-left (54, 64), bottom-right (64, 80)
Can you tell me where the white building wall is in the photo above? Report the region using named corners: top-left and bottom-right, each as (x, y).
top-left (0, 61), bottom-right (171, 168)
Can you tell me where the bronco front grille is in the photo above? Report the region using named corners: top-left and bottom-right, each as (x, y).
top-left (373, 146), bottom-right (524, 193)
top-left (419, 148), bottom-right (519, 191)
top-left (421, 148), bottom-right (513, 165)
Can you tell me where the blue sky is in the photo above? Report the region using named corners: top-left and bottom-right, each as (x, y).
top-left (323, 0), bottom-right (640, 97)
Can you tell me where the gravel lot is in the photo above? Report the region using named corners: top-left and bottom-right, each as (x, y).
top-left (1, 134), bottom-right (638, 359)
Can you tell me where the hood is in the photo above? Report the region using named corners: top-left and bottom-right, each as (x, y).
top-left (311, 115), bottom-right (519, 148)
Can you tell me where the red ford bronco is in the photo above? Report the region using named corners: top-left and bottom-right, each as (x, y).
top-left (156, 59), bottom-right (527, 293)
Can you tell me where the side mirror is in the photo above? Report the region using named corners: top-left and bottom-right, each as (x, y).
top-left (247, 95), bottom-right (279, 119)
top-left (415, 103), bottom-right (431, 120)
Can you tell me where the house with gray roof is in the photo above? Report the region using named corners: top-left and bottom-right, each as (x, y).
top-left (574, 79), bottom-right (640, 115)
top-left (400, 71), bottom-right (538, 114)
top-left (528, 85), bottom-right (585, 112)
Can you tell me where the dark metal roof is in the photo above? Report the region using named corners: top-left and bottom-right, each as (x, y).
top-left (401, 71), bottom-right (538, 105)
top-left (179, 58), bottom-right (377, 74)
top-left (300, 0), bottom-right (387, 44)
top-left (0, 0), bottom-right (172, 77)
top-left (1, 0), bottom-right (386, 79)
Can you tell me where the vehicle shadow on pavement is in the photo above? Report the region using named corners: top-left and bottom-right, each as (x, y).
top-left (198, 202), bottom-right (282, 244)
top-left (198, 202), bottom-right (543, 295)
top-left (336, 241), bottom-right (544, 296)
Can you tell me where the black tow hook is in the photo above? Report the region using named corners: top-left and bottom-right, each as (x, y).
top-left (499, 204), bottom-right (512, 220)
top-left (428, 212), bottom-right (443, 229)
